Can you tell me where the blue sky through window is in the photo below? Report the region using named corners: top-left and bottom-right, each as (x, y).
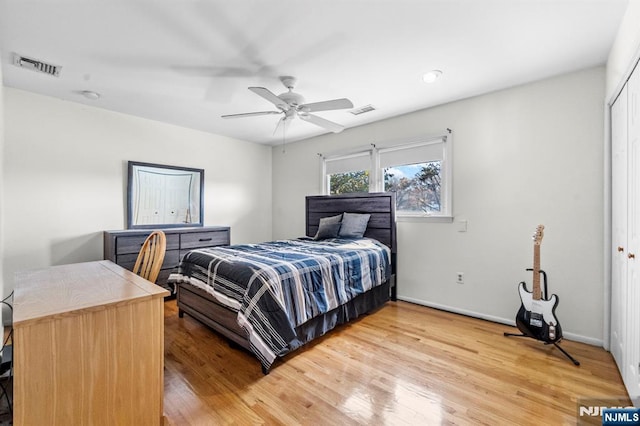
top-left (385, 163), bottom-right (423, 179)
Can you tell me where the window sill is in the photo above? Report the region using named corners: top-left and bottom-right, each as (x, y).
top-left (396, 215), bottom-right (454, 223)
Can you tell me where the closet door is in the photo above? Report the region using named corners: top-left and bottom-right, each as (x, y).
top-left (625, 63), bottom-right (640, 406)
top-left (611, 85), bottom-right (627, 371)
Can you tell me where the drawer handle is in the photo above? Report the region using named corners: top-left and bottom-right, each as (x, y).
top-left (618, 246), bottom-right (625, 252)
top-left (629, 253), bottom-right (636, 259)
top-left (199, 238), bottom-right (213, 242)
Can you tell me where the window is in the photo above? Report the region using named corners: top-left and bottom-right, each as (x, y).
top-left (321, 133), bottom-right (452, 218)
top-left (383, 161), bottom-right (442, 213)
top-left (323, 151), bottom-right (372, 195)
top-left (378, 137), bottom-right (449, 216)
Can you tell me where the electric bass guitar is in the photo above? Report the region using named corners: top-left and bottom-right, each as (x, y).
top-left (515, 225), bottom-right (563, 343)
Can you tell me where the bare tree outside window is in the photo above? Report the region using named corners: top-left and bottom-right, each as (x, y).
top-left (384, 161), bottom-right (441, 213)
top-left (329, 170), bottom-right (370, 194)
top-left (323, 136), bottom-right (450, 216)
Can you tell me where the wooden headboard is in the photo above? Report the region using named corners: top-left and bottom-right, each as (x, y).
top-left (305, 192), bottom-right (396, 251)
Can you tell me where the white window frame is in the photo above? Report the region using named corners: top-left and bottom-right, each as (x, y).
top-left (377, 134), bottom-right (452, 219)
top-left (321, 149), bottom-right (373, 194)
top-left (320, 132), bottom-right (452, 221)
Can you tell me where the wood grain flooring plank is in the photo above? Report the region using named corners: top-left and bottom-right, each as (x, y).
top-left (163, 300), bottom-right (629, 425)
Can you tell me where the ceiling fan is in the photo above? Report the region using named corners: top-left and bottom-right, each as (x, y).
top-left (222, 76), bottom-right (354, 134)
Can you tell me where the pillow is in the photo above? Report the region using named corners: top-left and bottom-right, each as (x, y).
top-left (313, 223), bottom-right (342, 240)
top-left (313, 214), bottom-right (343, 240)
top-left (338, 212), bottom-right (371, 239)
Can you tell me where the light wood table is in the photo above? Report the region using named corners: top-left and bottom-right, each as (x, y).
top-left (12, 260), bottom-right (169, 425)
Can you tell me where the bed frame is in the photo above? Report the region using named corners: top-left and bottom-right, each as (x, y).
top-left (176, 192), bottom-right (397, 372)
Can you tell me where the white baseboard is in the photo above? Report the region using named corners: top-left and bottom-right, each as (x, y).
top-left (396, 296), bottom-right (604, 347)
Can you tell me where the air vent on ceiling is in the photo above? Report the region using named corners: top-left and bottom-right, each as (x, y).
top-left (13, 54), bottom-right (61, 77)
top-left (349, 104), bottom-right (376, 116)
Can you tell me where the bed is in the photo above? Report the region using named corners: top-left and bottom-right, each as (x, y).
top-left (171, 192), bottom-right (397, 373)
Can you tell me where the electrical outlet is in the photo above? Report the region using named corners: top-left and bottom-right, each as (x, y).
top-left (456, 272), bottom-right (464, 284)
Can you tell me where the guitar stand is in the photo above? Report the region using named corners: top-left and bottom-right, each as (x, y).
top-left (503, 269), bottom-right (580, 366)
top-left (503, 332), bottom-right (581, 366)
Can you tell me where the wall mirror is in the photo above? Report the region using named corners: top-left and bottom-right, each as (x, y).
top-left (127, 161), bottom-right (204, 229)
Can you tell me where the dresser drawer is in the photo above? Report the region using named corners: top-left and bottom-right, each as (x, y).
top-left (181, 231), bottom-right (230, 250)
top-left (104, 226), bottom-right (230, 296)
top-left (116, 249), bottom-right (179, 271)
top-left (116, 233), bottom-right (179, 255)
top-left (157, 269), bottom-right (174, 287)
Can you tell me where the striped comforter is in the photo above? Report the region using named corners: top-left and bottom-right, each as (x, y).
top-left (170, 237), bottom-right (391, 370)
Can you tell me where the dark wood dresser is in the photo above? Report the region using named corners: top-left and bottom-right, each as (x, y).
top-left (104, 226), bottom-right (230, 295)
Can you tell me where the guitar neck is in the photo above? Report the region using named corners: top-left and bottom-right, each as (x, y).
top-left (533, 244), bottom-right (542, 300)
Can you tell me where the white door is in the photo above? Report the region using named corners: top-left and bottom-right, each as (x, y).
top-left (625, 63), bottom-right (640, 407)
top-left (611, 85), bottom-right (628, 371)
top-left (134, 170), bottom-right (165, 225)
top-left (162, 174), bottom-right (193, 224)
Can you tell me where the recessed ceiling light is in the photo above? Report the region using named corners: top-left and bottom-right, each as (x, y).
top-left (81, 90), bottom-right (100, 100)
top-left (422, 70), bottom-right (443, 83)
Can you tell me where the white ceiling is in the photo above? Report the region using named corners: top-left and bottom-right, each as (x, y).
top-left (0, 0), bottom-right (629, 145)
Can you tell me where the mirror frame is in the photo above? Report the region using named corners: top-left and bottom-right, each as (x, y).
top-left (127, 161), bottom-right (204, 229)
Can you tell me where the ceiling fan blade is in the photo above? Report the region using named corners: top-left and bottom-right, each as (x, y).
top-left (221, 111), bottom-right (281, 119)
top-left (248, 87), bottom-right (289, 110)
top-left (299, 113), bottom-right (345, 133)
top-left (300, 98), bottom-right (354, 113)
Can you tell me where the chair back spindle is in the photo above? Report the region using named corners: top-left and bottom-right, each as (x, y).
top-left (132, 230), bottom-right (167, 284)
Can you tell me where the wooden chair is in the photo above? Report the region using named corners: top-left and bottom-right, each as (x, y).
top-left (132, 230), bottom-right (167, 284)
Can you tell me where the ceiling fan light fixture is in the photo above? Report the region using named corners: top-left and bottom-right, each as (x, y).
top-left (285, 109), bottom-right (297, 119)
top-left (422, 70), bottom-right (443, 83)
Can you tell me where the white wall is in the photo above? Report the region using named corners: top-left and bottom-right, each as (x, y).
top-left (2, 88), bottom-right (272, 291)
top-left (272, 67), bottom-right (606, 344)
top-left (606, 0), bottom-right (640, 101)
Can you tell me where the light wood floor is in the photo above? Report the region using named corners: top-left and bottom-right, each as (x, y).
top-left (163, 299), bottom-right (630, 425)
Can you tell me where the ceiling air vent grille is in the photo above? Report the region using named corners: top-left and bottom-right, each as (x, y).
top-left (13, 54), bottom-right (61, 77)
top-left (350, 104), bottom-right (376, 116)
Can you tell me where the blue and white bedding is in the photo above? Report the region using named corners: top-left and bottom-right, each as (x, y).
top-left (169, 237), bottom-right (391, 370)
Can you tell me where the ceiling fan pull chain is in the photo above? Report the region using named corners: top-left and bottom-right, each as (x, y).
top-left (282, 118), bottom-right (288, 154)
